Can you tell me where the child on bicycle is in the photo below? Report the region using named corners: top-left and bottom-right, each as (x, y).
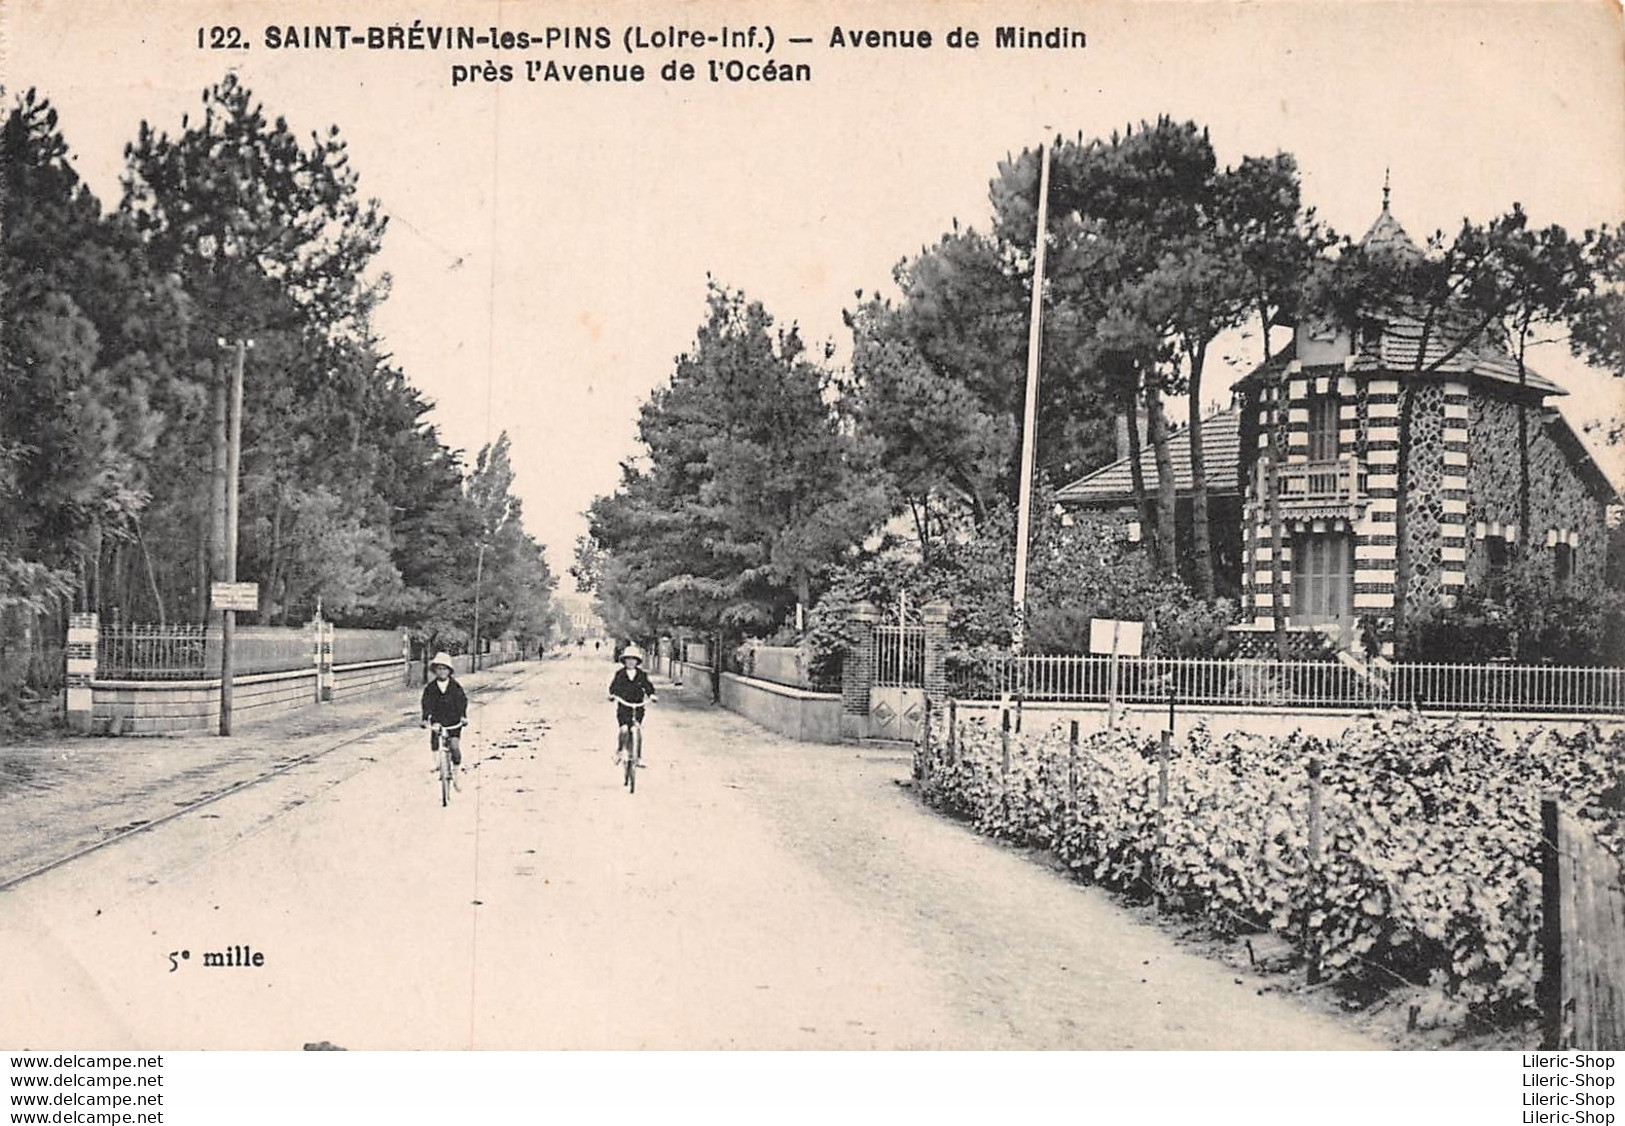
top-left (421, 651), bottom-right (469, 766)
top-left (608, 644), bottom-right (656, 765)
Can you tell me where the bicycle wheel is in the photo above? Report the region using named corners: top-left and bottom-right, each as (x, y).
top-left (628, 726), bottom-right (641, 794)
top-left (440, 749), bottom-right (451, 807)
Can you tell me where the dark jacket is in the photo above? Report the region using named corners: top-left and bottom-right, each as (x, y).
top-left (421, 677), bottom-right (469, 727)
top-left (608, 667), bottom-right (657, 705)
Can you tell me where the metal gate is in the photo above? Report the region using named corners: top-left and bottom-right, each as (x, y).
top-left (869, 597), bottom-right (926, 741)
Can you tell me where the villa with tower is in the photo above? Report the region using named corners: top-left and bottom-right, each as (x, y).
top-left (1058, 192), bottom-right (1618, 657)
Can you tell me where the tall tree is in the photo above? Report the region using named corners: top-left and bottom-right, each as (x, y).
top-left (120, 73), bottom-right (389, 617)
top-left (1, 90), bottom-right (181, 614)
top-left (590, 283), bottom-right (889, 642)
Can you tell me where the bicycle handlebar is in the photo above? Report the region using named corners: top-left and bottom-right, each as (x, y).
top-left (608, 695), bottom-right (653, 709)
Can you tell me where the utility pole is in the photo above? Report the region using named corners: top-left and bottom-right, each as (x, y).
top-left (472, 541), bottom-right (487, 672)
top-left (1011, 136), bottom-right (1053, 656)
top-left (218, 338), bottom-right (251, 735)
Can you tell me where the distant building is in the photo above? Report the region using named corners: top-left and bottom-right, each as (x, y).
top-left (554, 591), bottom-right (606, 641)
top-left (1055, 408), bottom-right (1245, 598)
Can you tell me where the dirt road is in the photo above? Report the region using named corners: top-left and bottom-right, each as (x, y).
top-left (0, 656), bottom-right (1377, 1049)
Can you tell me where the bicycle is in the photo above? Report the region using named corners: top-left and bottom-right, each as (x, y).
top-left (429, 721), bottom-right (465, 807)
top-left (610, 694), bottom-right (648, 794)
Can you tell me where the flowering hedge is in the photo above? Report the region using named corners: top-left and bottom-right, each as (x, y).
top-left (917, 711), bottom-right (1625, 1019)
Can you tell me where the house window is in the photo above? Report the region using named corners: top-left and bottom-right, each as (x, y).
top-left (1291, 532), bottom-right (1352, 625)
top-left (1307, 395), bottom-right (1340, 462)
top-left (1485, 535), bottom-right (1511, 599)
top-left (1554, 543), bottom-right (1574, 587)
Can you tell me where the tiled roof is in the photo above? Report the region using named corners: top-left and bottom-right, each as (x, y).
top-left (1233, 322), bottom-right (1567, 397)
top-left (1358, 202), bottom-right (1422, 258)
top-left (1056, 409), bottom-right (1243, 505)
top-left (1234, 203), bottom-right (1565, 397)
top-left (1542, 409), bottom-right (1621, 504)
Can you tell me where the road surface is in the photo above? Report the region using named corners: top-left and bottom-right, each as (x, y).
top-left (0, 656), bottom-right (1377, 1049)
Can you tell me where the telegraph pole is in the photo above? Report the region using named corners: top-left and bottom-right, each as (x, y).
top-left (1011, 137), bottom-right (1053, 655)
top-left (218, 338), bottom-right (251, 735)
top-left (471, 541), bottom-right (487, 672)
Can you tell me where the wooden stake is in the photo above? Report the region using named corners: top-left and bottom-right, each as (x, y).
top-left (1540, 797), bottom-right (1562, 1049)
top-left (1306, 755), bottom-right (1324, 985)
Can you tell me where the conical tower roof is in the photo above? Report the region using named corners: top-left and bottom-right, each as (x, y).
top-left (1359, 171), bottom-right (1420, 256)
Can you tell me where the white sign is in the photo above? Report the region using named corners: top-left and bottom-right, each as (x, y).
top-left (1089, 618), bottom-right (1144, 657)
top-left (211, 581), bottom-right (260, 612)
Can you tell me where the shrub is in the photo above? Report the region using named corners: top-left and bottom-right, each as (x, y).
top-left (917, 711), bottom-right (1625, 1021)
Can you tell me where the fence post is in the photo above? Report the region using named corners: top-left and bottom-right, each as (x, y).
top-left (320, 618), bottom-right (335, 702)
top-left (1306, 755), bottom-right (1324, 985)
top-left (1156, 729), bottom-right (1171, 910)
top-left (1000, 706), bottom-right (1011, 777)
top-left (947, 698), bottom-right (958, 767)
top-left (921, 600), bottom-right (950, 707)
top-left (919, 695), bottom-right (933, 785)
top-left (1540, 796), bottom-right (1563, 1049)
top-left (1068, 719), bottom-right (1080, 810)
top-left (65, 613), bottom-right (98, 733)
top-left (841, 602), bottom-right (881, 739)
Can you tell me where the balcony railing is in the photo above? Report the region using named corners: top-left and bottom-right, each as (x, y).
top-left (1260, 454), bottom-right (1365, 518)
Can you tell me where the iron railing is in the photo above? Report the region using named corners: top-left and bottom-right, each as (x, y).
top-left (97, 624), bottom-right (208, 680)
top-left (873, 624), bottom-right (926, 688)
top-left (1262, 454), bottom-right (1366, 519)
top-left (953, 653), bottom-right (1625, 716)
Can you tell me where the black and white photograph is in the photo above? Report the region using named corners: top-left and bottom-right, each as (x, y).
top-left (1, 0), bottom-right (1622, 1117)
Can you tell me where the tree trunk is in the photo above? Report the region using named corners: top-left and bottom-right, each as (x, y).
top-left (1125, 389), bottom-right (1153, 548)
top-left (194, 512), bottom-right (209, 623)
top-left (135, 518), bottom-right (166, 626)
top-left (1392, 380), bottom-right (1416, 655)
top-left (1515, 328), bottom-right (1532, 552)
top-left (266, 490), bottom-right (286, 624)
top-left (1186, 342), bottom-right (1215, 600)
top-left (209, 359), bottom-right (229, 591)
top-left (712, 628), bottom-right (724, 704)
top-left (1144, 391), bottom-right (1179, 579)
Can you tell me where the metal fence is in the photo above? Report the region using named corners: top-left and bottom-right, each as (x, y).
top-left (873, 624), bottom-right (925, 688)
top-left (97, 624), bottom-right (209, 680)
top-left (953, 653), bottom-right (1625, 716)
top-left (99, 623), bottom-right (405, 680)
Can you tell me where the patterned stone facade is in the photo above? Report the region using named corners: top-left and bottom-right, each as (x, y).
top-left (1238, 364), bottom-right (1613, 652)
top-left (1465, 392), bottom-right (1609, 592)
top-left (1400, 381), bottom-right (1447, 612)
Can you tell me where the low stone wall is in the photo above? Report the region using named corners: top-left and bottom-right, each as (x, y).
top-left (678, 663), bottom-right (716, 703)
top-left (92, 669), bottom-right (317, 735)
top-left (747, 646), bottom-right (808, 689)
top-left (333, 659), bottom-right (410, 701)
top-left (719, 672), bottom-right (842, 744)
top-left (92, 659), bottom-right (415, 735)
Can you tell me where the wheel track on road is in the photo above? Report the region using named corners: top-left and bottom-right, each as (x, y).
top-left (0, 664), bottom-right (536, 894)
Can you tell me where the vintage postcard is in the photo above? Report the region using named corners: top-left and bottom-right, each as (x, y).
top-left (2, 0), bottom-right (1622, 1095)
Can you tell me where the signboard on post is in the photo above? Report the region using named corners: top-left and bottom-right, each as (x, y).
top-left (1090, 618), bottom-right (1144, 730)
top-left (1089, 618), bottom-right (1143, 657)
top-left (210, 581), bottom-right (259, 613)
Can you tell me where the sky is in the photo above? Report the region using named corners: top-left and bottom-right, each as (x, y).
top-left (7, 0), bottom-right (1624, 590)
